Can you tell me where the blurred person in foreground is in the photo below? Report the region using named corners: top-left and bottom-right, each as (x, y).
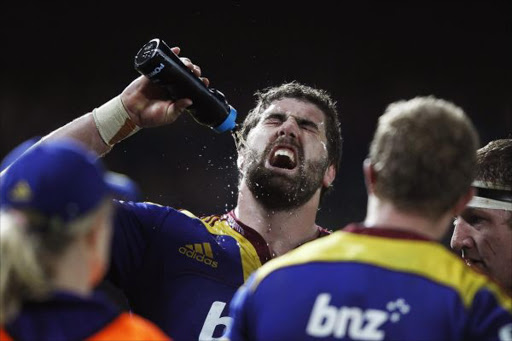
top-left (0, 139), bottom-right (170, 340)
top-left (4, 45), bottom-right (343, 340)
top-left (451, 138), bottom-right (512, 292)
top-left (1, 137), bottom-right (142, 311)
top-left (225, 97), bottom-right (512, 341)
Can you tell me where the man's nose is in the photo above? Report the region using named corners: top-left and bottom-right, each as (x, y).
top-left (277, 118), bottom-right (299, 138)
top-left (450, 219), bottom-right (476, 252)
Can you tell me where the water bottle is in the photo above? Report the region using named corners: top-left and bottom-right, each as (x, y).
top-left (134, 38), bottom-right (237, 133)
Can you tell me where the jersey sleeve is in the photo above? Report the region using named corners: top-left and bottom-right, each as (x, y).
top-left (224, 274), bottom-right (258, 341)
top-left (106, 200), bottom-right (176, 289)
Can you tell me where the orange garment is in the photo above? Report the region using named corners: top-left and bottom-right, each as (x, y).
top-left (0, 328), bottom-right (13, 341)
top-left (1, 313), bottom-right (171, 341)
top-left (88, 312), bottom-right (171, 340)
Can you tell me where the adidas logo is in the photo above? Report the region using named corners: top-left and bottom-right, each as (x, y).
top-left (179, 243), bottom-right (218, 268)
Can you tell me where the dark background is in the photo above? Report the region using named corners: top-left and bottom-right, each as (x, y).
top-left (1, 1), bottom-right (511, 247)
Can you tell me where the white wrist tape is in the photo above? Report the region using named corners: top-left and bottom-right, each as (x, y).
top-left (92, 95), bottom-right (141, 146)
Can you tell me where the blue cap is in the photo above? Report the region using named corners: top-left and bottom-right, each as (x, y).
top-left (0, 139), bottom-right (123, 223)
top-left (1, 137), bottom-right (142, 202)
top-left (0, 136), bottom-right (42, 172)
top-left (104, 171), bottom-right (143, 202)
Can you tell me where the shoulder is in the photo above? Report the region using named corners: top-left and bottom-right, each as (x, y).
top-left (113, 200), bottom-right (204, 226)
top-left (113, 199), bottom-right (175, 214)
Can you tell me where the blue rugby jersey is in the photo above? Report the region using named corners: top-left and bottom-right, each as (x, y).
top-left (106, 200), bottom-right (330, 341)
top-left (226, 224), bottom-right (512, 341)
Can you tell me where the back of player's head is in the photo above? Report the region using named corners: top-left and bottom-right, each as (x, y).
top-left (368, 96), bottom-right (480, 219)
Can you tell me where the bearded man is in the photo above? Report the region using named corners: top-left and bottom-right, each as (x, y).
top-left (16, 48), bottom-right (342, 341)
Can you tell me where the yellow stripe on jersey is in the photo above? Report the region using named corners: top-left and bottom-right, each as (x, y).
top-left (194, 243), bottom-right (203, 254)
top-left (203, 242), bottom-right (214, 258)
top-left (180, 210), bottom-right (262, 282)
top-left (251, 230), bottom-right (512, 311)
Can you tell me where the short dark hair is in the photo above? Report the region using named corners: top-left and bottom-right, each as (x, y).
top-left (475, 139), bottom-right (512, 190)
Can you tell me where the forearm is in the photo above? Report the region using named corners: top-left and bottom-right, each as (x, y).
top-left (41, 112), bottom-right (111, 157)
top-left (41, 95), bottom-right (141, 158)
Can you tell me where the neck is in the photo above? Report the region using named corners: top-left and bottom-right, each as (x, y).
top-left (51, 240), bottom-right (92, 296)
top-left (363, 194), bottom-right (451, 240)
top-left (235, 182), bottom-right (322, 256)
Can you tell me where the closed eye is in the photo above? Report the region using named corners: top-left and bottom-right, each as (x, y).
top-left (298, 119), bottom-right (319, 132)
top-left (263, 113), bottom-right (285, 125)
top-left (262, 113), bottom-right (320, 133)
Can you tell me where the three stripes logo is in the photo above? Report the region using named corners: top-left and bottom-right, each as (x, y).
top-left (179, 243), bottom-right (218, 268)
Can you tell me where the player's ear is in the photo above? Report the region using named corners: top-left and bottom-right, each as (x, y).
top-left (322, 164), bottom-right (336, 188)
top-left (236, 141), bottom-right (247, 171)
top-left (237, 153), bottom-right (244, 170)
top-left (363, 159), bottom-right (377, 194)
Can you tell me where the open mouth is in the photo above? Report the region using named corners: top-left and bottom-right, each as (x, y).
top-left (269, 147), bottom-right (297, 170)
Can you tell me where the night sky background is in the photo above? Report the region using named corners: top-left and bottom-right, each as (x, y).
top-left (1, 1), bottom-right (511, 248)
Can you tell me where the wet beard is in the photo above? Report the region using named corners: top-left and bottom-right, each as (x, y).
top-left (245, 153), bottom-right (328, 211)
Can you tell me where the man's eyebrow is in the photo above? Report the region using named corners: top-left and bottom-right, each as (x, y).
top-left (264, 112), bottom-right (286, 119)
top-left (463, 207), bottom-right (480, 216)
top-left (262, 113), bottom-right (321, 130)
top-left (462, 207), bottom-right (492, 220)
